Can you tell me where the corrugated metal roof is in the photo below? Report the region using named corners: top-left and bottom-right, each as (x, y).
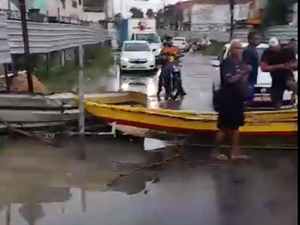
top-left (0, 12), bottom-right (11, 64)
top-left (177, 0), bottom-right (251, 7)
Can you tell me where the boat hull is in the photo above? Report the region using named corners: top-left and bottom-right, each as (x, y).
top-left (84, 101), bottom-right (298, 137)
top-left (115, 125), bottom-right (297, 149)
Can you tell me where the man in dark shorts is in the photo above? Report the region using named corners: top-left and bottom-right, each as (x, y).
top-left (212, 40), bottom-right (251, 161)
top-left (260, 37), bottom-right (298, 108)
top-left (242, 31), bottom-right (261, 86)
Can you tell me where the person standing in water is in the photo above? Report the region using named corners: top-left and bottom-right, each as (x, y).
top-left (212, 40), bottom-right (251, 160)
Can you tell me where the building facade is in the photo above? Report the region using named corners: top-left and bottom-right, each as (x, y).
top-left (174, 0), bottom-right (252, 31)
top-left (0, 0), bottom-right (83, 19)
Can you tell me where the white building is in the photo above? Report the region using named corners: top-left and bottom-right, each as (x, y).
top-left (186, 3), bottom-right (251, 31)
top-left (0, 0), bottom-right (83, 19)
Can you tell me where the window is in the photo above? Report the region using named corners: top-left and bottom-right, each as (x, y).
top-left (134, 33), bottom-right (160, 44)
top-left (72, 1), bottom-right (77, 8)
top-left (173, 38), bottom-right (186, 42)
top-left (220, 46), bottom-right (267, 60)
top-left (61, 0), bottom-right (66, 9)
top-left (123, 43), bottom-right (150, 52)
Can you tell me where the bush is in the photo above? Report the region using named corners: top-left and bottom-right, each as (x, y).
top-left (35, 45), bottom-right (114, 92)
top-left (202, 41), bottom-right (225, 56)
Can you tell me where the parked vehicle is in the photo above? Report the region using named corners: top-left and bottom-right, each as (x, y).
top-left (211, 42), bottom-right (298, 111)
top-left (119, 40), bottom-right (156, 72)
top-left (116, 19), bottom-right (162, 59)
top-left (172, 37), bottom-right (188, 51)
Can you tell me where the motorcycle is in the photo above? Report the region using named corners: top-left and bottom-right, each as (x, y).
top-left (163, 62), bottom-right (185, 100)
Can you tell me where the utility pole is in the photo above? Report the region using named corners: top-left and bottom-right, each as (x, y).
top-left (19, 0), bottom-right (34, 93)
top-left (229, 0), bottom-right (235, 41)
top-left (78, 45), bottom-right (85, 160)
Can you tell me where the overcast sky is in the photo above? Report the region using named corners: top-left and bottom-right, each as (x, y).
top-left (114, 0), bottom-right (182, 17)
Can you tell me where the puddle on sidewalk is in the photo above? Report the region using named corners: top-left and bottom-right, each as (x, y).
top-left (0, 137), bottom-right (297, 225)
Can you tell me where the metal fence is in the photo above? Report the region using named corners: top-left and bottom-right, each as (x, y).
top-left (0, 9), bottom-right (103, 29)
top-left (0, 13), bottom-right (11, 64)
top-left (158, 25), bottom-right (298, 43)
top-left (157, 29), bottom-right (249, 42)
top-left (265, 25), bottom-right (298, 43)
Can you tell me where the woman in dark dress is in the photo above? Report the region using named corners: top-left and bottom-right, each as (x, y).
top-left (212, 40), bottom-right (251, 160)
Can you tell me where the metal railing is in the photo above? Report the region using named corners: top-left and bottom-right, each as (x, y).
top-left (265, 25), bottom-right (298, 43)
top-left (0, 9), bottom-right (103, 29)
top-left (157, 24), bottom-right (298, 43)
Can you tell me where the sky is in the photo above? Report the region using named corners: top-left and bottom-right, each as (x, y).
top-left (114, 0), bottom-right (181, 17)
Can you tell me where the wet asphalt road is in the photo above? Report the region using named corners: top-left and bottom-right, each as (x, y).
top-left (0, 54), bottom-right (297, 225)
top-left (117, 53), bottom-right (217, 112)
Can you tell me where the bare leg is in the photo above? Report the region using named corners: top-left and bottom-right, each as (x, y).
top-left (230, 130), bottom-right (241, 157)
top-left (230, 130), bottom-right (249, 160)
top-left (286, 79), bottom-right (298, 103)
top-left (211, 130), bottom-right (228, 160)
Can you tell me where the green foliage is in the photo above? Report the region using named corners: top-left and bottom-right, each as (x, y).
top-left (262, 0), bottom-right (297, 26)
top-left (202, 42), bottom-right (225, 56)
top-left (146, 9), bottom-right (155, 18)
top-left (130, 7), bottom-right (144, 18)
top-left (35, 45), bottom-right (114, 92)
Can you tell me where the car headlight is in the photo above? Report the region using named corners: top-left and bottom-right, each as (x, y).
top-left (121, 57), bottom-right (129, 61)
top-left (149, 55), bottom-right (155, 61)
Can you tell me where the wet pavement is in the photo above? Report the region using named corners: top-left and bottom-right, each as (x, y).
top-left (116, 53), bottom-right (218, 112)
top-left (0, 54), bottom-right (297, 225)
top-left (0, 137), bottom-right (297, 225)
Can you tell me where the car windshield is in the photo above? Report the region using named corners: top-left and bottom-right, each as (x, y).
top-left (173, 38), bottom-right (185, 42)
top-left (123, 42), bottom-right (150, 52)
top-left (220, 46), bottom-right (268, 60)
top-left (135, 33), bottom-right (160, 44)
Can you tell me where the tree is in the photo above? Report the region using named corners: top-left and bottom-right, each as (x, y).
top-left (129, 7), bottom-right (144, 18)
top-left (146, 9), bottom-right (155, 18)
top-left (175, 3), bottom-right (184, 30)
top-left (114, 13), bottom-right (122, 21)
top-left (114, 13), bottom-right (122, 27)
top-left (262, 0), bottom-right (297, 26)
top-left (229, 0), bottom-right (235, 40)
top-left (161, 4), bottom-right (176, 28)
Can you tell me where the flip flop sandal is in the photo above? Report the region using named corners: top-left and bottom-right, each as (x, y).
top-left (211, 154), bottom-right (229, 161)
top-left (231, 155), bottom-right (250, 160)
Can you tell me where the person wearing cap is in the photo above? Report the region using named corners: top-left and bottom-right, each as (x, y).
top-left (212, 39), bottom-right (251, 161)
top-left (260, 37), bottom-right (298, 108)
top-left (242, 31), bottom-right (261, 86)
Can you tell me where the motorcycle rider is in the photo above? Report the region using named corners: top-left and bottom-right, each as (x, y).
top-left (157, 36), bottom-right (186, 99)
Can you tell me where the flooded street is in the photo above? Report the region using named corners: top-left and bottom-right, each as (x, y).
top-left (117, 54), bottom-right (217, 112)
top-left (0, 137), bottom-right (297, 225)
top-left (0, 54), bottom-right (297, 225)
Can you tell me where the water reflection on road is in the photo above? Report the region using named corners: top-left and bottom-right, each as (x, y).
top-left (0, 137), bottom-right (297, 225)
top-left (114, 54), bottom-right (217, 113)
top-left (0, 54), bottom-right (297, 225)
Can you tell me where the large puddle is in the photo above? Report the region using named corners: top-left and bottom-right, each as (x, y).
top-left (0, 137), bottom-right (297, 225)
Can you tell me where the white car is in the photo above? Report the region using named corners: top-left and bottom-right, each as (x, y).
top-left (211, 42), bottom-right (298, 110)
top-left (119, 40), bottom-right (156, 72)
top-left (172, 37), bottom-right (188, 51)
top-left (132, 33), bottom-right (162, 58)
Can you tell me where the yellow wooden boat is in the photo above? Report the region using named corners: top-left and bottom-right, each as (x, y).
top-left (83, 99), bottom-right (298, 138)
top-left (84, 92), bottom-right (298, 120)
